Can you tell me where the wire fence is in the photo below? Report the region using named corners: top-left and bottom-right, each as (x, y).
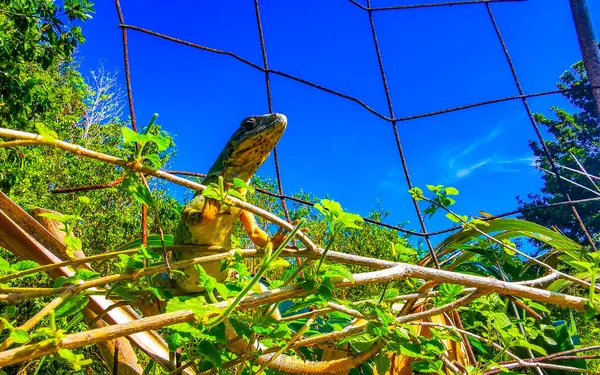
top-left (113, 0), bottom-right (600, 257)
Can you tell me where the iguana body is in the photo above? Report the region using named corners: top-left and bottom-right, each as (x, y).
top-left (172, 113), bottom-right (378, 374)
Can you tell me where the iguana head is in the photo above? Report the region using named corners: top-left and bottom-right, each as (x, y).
top-left (205, 113), bottom-right (287, 184)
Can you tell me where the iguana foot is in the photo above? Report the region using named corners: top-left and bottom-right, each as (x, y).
top-left (270, 220), bottom-right (310, 249)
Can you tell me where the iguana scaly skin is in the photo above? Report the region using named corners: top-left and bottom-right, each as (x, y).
top-left (172, 113), bottom-right (378, 374)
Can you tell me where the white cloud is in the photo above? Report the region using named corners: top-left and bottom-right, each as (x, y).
top-left (455, 159), bottom-right (490, 178)
top-left (443, 116), bottom-right (537, 181)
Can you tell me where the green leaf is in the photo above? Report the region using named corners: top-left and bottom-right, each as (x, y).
top-left (435, 283), bottom-right (465, 306)
top-left (384, 288), bottom-right (399, 300)
top-left (266, 258), bottom-right (291, 270)
top-left (74, 269), bottom-right (99, 281)
top-left (515, 340), bottom-right (547, 355)
top-left (197, 340), bottom-right (222, 368)
top-left (322, 264), bottom-right (354, 282)
top-left (0, 258), bottom-right (11, 273)
top-left (408, 187), bottom-right (424, 200)
top-left (64, 235), bottom-right (82, 251)
top-left (343, 333), bottom-right (377, 352)
top-left (445, 213), bottom-right (462, 223)
top-left (12, 260), bottom-right (40, 271)
top-left (318, 199), bottom-right (343, 214)
top-left (121, 127), bottom-right (142, 145)
top-left (35, 122), bottom-right (58, 141)
top-left (148, 134), bottom-right (170, 152)
top-left (55, 295), bottom-right (89, 319)
top-left (144, 154), bottom-right (162, 168)
top-left (338, 212), bottom-right (364, 230)
top-left (166, 296), bottom-right (219, 319)
top-left (227, 189), bottom-right (244, 201)
top-left (233, 178), bottom-right (255, 194)
top-left (526, 301), bottom-right (550, 314)
top-left (37, 212), bottom-right (67, 222)
top-left (58, 348), bottom-right (77, 361)
top-left (78, 196), bottom-right (91, 205)
top-left (214, 283), bottom-right (229, 299)
top-left (411, 359), bottom-right (444, 374)
top-left (202, 187), bottom-right (222, 201)
top-left (399, 343), bottom-right (432, 360)
top-left (10, 329), bottom-right (29, 344)
top-left (115, 235), bottom-right (174, 251)
top-left (132, 185), bottom-right (156, 208)
top-left (373, 352), bottom-right (391, 375)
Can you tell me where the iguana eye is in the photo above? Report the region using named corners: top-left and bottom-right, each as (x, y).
top-left (242, 118), bottom-right (256, 128)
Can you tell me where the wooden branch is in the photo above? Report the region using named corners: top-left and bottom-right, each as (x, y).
top-left (0, 310), bottom-right (196, 368)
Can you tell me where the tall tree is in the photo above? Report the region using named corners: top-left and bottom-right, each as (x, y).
top-left (517, 48), bottom-right (600, 245)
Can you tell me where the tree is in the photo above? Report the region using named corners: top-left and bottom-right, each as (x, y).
top-left (78, 63), bottom-right (126, 139)
top-left (517, 49), bottom-right (600, 245)
top-left (0, 0), bottom-right (94, 132)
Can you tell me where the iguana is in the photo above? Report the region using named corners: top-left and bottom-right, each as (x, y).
top-left (171, 113), bottom-right (378, 374)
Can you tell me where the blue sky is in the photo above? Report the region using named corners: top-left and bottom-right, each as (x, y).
top-left (75, 0), bottom-right (600, 246)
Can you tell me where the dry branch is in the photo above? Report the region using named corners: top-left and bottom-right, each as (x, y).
top-left (0, 310), bottom-right (195, 368)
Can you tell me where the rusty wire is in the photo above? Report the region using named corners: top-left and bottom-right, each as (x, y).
top-left (484, 3), bottom-right (597, 251)
top-left (117, 23), bottom-right (600, 124)
top-left (348, 0), bottom-right (525, 11)
top-left (110, 0), bottom-right (599, 252)
top-left (114, 0), bottom-right (147, 246)
top-left (362, 0), bottom-right (440, 267)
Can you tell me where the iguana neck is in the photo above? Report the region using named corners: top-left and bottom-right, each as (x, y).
top-left (203, 113), bottom-right (287, 186)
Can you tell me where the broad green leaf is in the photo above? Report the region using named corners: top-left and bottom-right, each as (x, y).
top-left (202, 188), bottom-right (222, 201)
top-left (526, 301), bottom-right (550, 314)
top-left (214, 283), bottom-right (229, 299)
top-left (438, 283), bottom-right (464, 300)
top-left (35, 122), bottom-right (58, 141)
top-left (266, 258), bottom-right (291, 270)
top-left (10, 330), bottom-right (29, 344)
top-left (121, 127), bottom-right (143, 145)
top-left (131, 185), bottom-right (155, 208)
top-left (0, 258), bottom-right (11, 273)
top-left (515, 340), bottom-right (547, 355)
top-left (373, 353), bottom-right (391, 375)
top-left (64, 235), bottom-right (82, 251)
top-left (564, 260), bottom-right (593, 272)
top-left (338, 211), bottom-right (363, 230)
top-left (233, 178), bottom-right (255, 194)
top-left (144, 154), bottom-right (162, 168)
top-left (148, 134), bottom-right (170, 152)
top-left (74, 269), bottom-right (99, 281)
top-left (411, 360), bottom-right (444, 374)
top-left (322, 264), bottom-right (354, 282)
top-left (343, 333), bottom-right (377, 352)
top-left (399, 343), bottom-right (432, 359)
top-left (115, 235), bottom-right (174, 251)
top-left (318, 199), bottom-right (343, 214)
top-left (55, 295), bottom-right (88, 319)
top-left (12, 260), bottom-right (40, 271)
top-left (37, 212), bottom-right (67, 222)
top-left (226, 189), bottom-right (244, 201)
top-left (166, 296), bottom-right (219, 320)
top-left (384, 288), bottom-right (399, 300)
top-left (58, 348), bottom-right (77, 361)
top-left (197, 340), bottom-right (222, 368)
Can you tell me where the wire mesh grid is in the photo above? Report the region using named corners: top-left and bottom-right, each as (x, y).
top-left (113, 0), bottom-right (599, 257)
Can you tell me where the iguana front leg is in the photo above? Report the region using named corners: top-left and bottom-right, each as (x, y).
top-left (240, 210), bottom-right (307, 250)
